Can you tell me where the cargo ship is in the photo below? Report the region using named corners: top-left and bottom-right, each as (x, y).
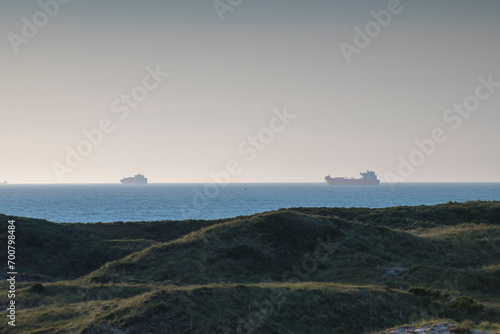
top-left (120, 173), bottom-right (147, 185)
top-left (325, 170), bottom-right (380, 185)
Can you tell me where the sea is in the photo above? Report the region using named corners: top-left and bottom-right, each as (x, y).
top-left (0, 183), bottom-right (499, 223)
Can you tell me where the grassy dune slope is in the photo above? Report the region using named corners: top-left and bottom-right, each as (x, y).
top-left (4, 282), bottom-right (437, 334)
top-left (290, 201), bottom-right (500, 230)
top-left (85, 209), bottom-right (500, 294)
top-left (0, 201), bottom-right (499, 333)
top-left (0, 214), bottom-right (218, 280)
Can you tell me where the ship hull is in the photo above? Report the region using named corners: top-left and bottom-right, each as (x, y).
top-left (120, 179), bottom-right (147, 185)
top-left (325, 179), bottom-right (380, 186)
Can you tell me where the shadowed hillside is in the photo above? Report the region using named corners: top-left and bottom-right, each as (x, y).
top-left (85, 209), bottom-right (500, 294)
top-left (0, 214), bottom-right (218, 280)
top-left (5, 283), bottom-right (437, 334)
top-left (289, 201), bottom-right (500, 230)
top-left (1, 201), bottom-right (499, 333)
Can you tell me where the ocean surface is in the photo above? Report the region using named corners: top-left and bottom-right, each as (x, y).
top-left (0, 183), bottom-right (499, 223)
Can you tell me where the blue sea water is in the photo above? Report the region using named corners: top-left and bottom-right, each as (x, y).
top-left (0, 183), bottom-right (498, 223)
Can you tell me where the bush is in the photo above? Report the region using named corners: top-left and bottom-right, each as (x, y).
top-left (408, 286), bottom-right (443, 300)
top-left (446, 296), bottom-right (484, 316)
top-left (27, 283), bottom-right (45, 293)
top-left (408, 286), bottom-right (427, 296)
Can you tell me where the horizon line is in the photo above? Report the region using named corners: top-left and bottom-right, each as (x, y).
top-left (2, 181), bottom-right (500, 185)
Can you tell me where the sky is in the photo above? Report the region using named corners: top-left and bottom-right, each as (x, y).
top-left (0, 0), bottom-right (499, 183)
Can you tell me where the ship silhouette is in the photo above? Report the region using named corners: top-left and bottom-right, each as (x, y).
top-left (325, 170), bottom-right (380, 185)
top-left (120, 173), bottom-right (147, 185)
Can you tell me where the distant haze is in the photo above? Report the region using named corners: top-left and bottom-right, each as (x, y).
top-left (1, 0), bottom-right (499, 183)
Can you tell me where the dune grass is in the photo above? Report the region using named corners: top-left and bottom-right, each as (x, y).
top-left (0, 201), bottom-right (499, 333)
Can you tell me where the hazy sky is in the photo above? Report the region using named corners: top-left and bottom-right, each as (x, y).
top-left (1, 0), bottom-right (499, 183)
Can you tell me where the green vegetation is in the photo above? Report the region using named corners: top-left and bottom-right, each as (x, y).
top-left (0, 214), bottom-right (218, 280)
top-left (0, 201), bottom-right (499, 333)
top-left (446, 296), bottom-right (485, 316)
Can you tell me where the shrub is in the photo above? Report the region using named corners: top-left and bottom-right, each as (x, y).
top-left (446, 296), bottom-right (484, 316)
top-left (28, 283), bottom-right (45, 293)
top-left (408, 286), bottom-right (443, 300)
